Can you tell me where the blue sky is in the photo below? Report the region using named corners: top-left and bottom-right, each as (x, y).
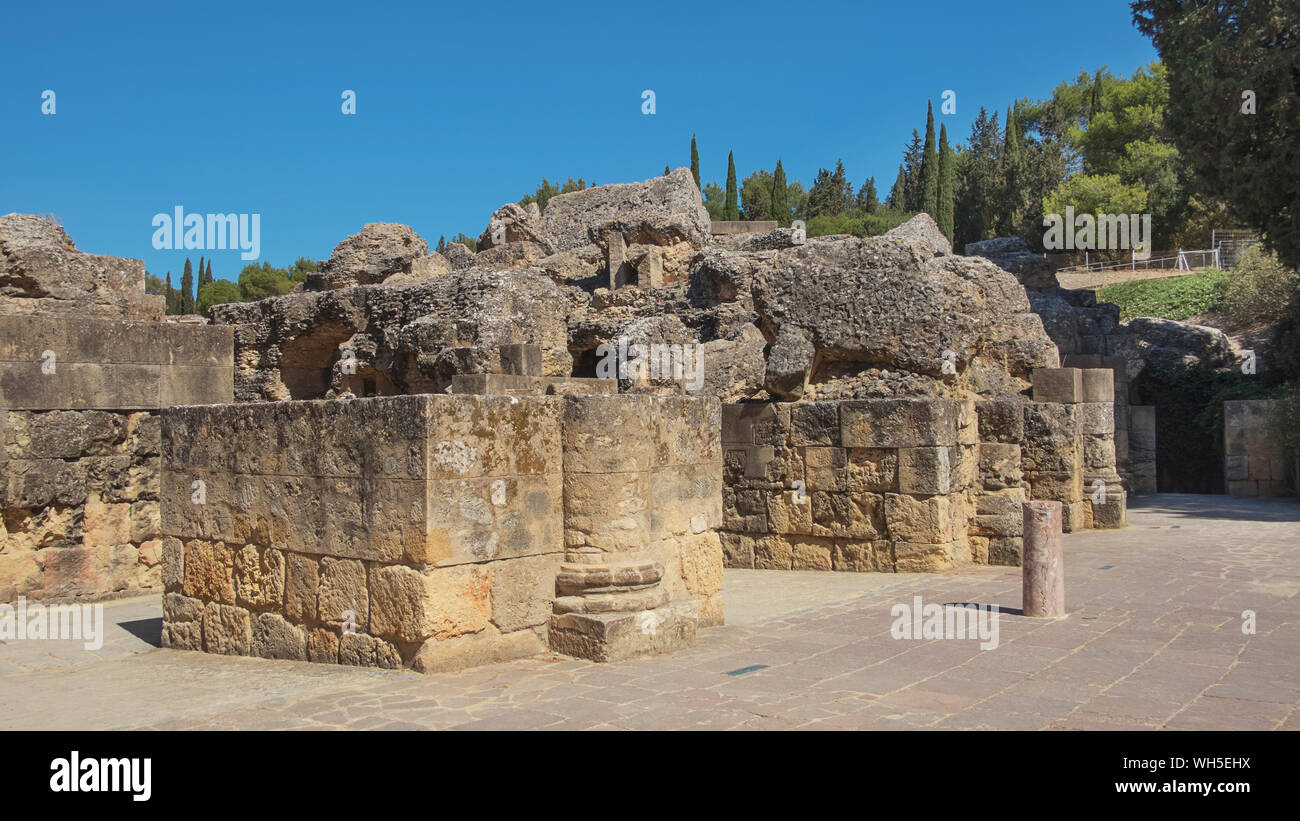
top-left (0, 0), bottom-right (1157, 282)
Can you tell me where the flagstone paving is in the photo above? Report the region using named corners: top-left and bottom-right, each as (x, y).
top-left (1, 494), bottom-right (1297, 731)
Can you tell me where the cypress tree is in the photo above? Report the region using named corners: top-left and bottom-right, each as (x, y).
top-left (205, 259), bottom-right (213, 286)
top-left (1002, 104), bottom-right (1024, 236)
top-left (724, 151), bottom-right (739, 221)
top-left (180, 259), bottom-right (194, 314)
top-left (690, 134), bottom-right (701, 190)
top-left (938, 123), bottom-right (955, 241)
top-left (889, 165), bottom-right (906, 210)
top-left (771, 159), bottom-right (789, 225)
top-left (164, 272), bottom-right (176, 315)
top-left (919, 101), bottom-right (939, 218)
top-left (197, 256), bottom-right (207, 290)
top-left (902, 130), bottom-right (923, 211)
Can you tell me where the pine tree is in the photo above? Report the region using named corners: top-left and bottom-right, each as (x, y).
top-left (857, 177), bottom-right (878, 213)
top-left (180, 259), bottom-right (194, 314)
top-left (724, 151), bottom-right (739, 221)
top-left (690, 134), bottom-right (701, 190)
top-left (664, 165), bottom-right (671, 176)
top-left (889, 165), bottom-right (906, 210)
top-left (771, 159), bottom-right (789, 225)
top-left (937, 124), bottom-right (955, 241)
top-left (919, 102), bottom-right (939, 218)
top-left (436, 235), bottom-right (446, 253)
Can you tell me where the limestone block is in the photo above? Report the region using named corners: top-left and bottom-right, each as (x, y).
top-left (897, 447), bottom-right (952, 495)
top-left (412, 626), bottom-right (546, 673)
top-left (975, 399), bottom-right (1026, 444)
top-left (789, 402), bottom-right (840, 446)
top-left (1076, 403), bottom-right (1115, 435)
top-left (369, 563), bottom-right (491, 644)
top-left (182, 539), bottom-right (235, 604)
top-left (284, 552), bottom-right (319, 624)
top-left (679, 531), bottom-right (724, 596)
top-left (832, 540), bottom-right (892, 572)
top-left (766, 489), bottom-right (814, 535)
top-left (317, 557), bottom-right (368, 630)
top-left (803, 446), bottom-right (847, 491)
top-left (489, 553), bottom-right (564, 633)
top-left (979, 442), bottom-right (1022, 490)
top-left (338, 632), bottom-right (402, 668)
top-left (201, 602), bottom-right (252, 655)
top-left (1081, 368), bottom-right (1115, 403)
top-left (810, 491), bottom-right (884, 540)
top-left (885, 493), bottom-right (956, 544)
top-left (895, 541), bottom-right (955, 572)
top-left (307, 628), bottom-right (339, 663)
top-left (251, 613), bottom-right (307, 660)
top-left (229, 546), bottom-right (284, 614)
top-left (841, 399), bottom-right (960, 448)
top-left (846, 448), bottom-right (898, 493)
top-left (161, 536), bottom-right (184, 591)
top-left (1032, 368), bottom-right (1083, 404)
top-left (754, 534), bottom-right (794, 570)
top-left (720, 532), bottom-right (755, 568)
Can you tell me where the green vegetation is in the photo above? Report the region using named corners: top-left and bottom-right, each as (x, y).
top-left (147, 256), bottom-right (318, 315)
top-left (1133, 0), bottom-right (1299, 269)
top-left (1219, 246), bottom-right (1299, 327)
top-left (1097, 270), bottom-right (1226, 321)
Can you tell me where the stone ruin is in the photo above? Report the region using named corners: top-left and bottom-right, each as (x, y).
top-left (5, 166), bottom-right (1194, 671)
top-left (0, 214), bottom-right (233, 602)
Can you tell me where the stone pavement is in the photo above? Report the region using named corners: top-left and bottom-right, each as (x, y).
top-left (1, 494), bottom-right (1297, 731)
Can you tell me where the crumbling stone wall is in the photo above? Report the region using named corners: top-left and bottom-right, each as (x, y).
top-left (0, 214), bottom-right (234, 604)
top-left (159, 393), bottom-right (723, 669)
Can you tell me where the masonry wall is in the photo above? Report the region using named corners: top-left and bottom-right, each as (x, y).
top-left (720, 372), bottom-right (1125, 575)
top-left (719, 399), bottom-right (981, 573)
top-left (159, 393), bottom-right (725, 670)
top-left (0, 315), bottom-right (233, 602)
top-left (1224, 399), bottom-right (1295, 498)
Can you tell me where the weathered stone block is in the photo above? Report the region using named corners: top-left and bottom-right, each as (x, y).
top-left (234, 545), bottom-right (285, 611)
top-left (251, 613), bottom-right (307, 660)
top-left (897, 447), bottom-right (952, 495)
top-left (1080, 368), bottom-right (1114, 403)
top-left (317, 557), bottom-right (368, 630)
top-left (1032, 367), bottom-right (1082, 403)
top-left (369, 564), bottom-right (491, 643)
top-left (841, 399), bottom-right (960, 447)
top-left (183, 540), bottom-right (235, 604)
top-left (201, 602), bottom-right (251, 655)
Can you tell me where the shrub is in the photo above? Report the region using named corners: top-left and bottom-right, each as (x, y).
top-left (1220, 245), bottom-right (1299, 326)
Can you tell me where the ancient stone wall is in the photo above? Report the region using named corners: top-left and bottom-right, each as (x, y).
top-left (720, 399), bottom-right (981, 573)
top-left (719, 372), bottom-right (1126, 575)
top-left (0, 315), bottom-right (232, 602)
top-left (159, 394), bottom-right (723, 670)
top-left (1224, 399), bottom-right (1294, 497)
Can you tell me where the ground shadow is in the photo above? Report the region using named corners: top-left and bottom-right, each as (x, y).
top-left (118, 617), bottom-right (162, 648)
top-left (1127, 493), bottom-right (1300, 523)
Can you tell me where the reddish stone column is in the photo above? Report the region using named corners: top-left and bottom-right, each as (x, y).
top-left (1022, 500), bottom-right (1065, 617)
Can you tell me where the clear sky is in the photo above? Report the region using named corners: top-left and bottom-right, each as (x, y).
top-left (0, 0), bottom-right (1158, 282)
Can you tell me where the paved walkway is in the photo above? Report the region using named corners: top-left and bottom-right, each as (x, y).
top-left (1, 494), bottom-right (1297, 730)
